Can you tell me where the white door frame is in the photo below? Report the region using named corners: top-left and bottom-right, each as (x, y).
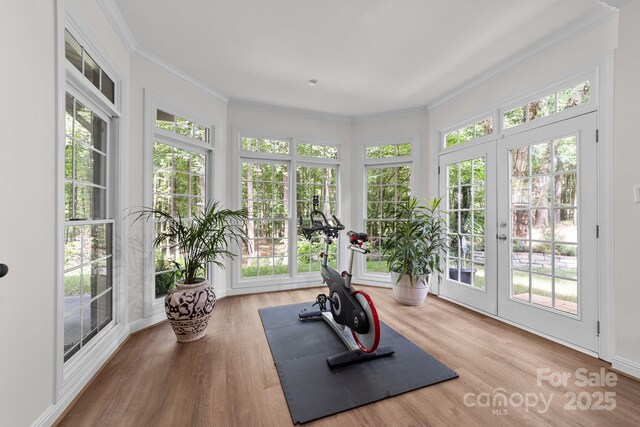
top-left (431, 56), bottom-right (614, 361)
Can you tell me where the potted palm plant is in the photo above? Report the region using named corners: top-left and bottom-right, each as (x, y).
top-left (134, 201), bottom-right (248, 342)
top-left (382, 197), bottom-right (447, 305)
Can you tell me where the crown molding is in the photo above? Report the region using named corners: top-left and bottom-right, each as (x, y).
top-left (97, 0), bottom-right (137, 53)
top-left (97, 0), bottom-right (620, 119)
top-left (228, 98), bottom-right (352, 123)
top-left (96, 0), bottom-right (228, 103)
top-left (134, 48), bottom-right (229, 103)
top-left (428, 4), bottom-right (618, 111)
top-left (600, 0), bottom-right (631, 10)
top-left (351, 106), bottom-right (429, 123)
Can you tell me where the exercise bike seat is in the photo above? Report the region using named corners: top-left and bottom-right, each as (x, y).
top-left (348, 231), bottom-right (369, 243)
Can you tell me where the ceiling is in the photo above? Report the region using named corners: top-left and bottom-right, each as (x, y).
top-left (113, 0), bottom-right (608, 116)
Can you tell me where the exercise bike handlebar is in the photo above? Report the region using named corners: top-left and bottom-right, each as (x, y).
top-left (299, 209), bottom-right (345, 239)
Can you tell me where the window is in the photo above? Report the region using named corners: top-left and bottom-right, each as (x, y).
top-left (444, 117), bottom-right (493, 148)
top-left (242, 137), bottom-right (290, 154)
top-left (64, 30), bottom-right (115, 103)
top-left (446, 157), bottom-right (486, 289)
top-left (156, 110), bottom-right (210, 143)
top-left (152, 142), bottom-right (207, 297)
top-left (363, 142), bottom-right (413, 275)
top-left (296, 165), bottom-right (338, 273)
top-left (241, 160), bottom-right (289, 277)
top-left (366, 143), bottom-right (411, 159)
top-left (503, 81), bottom-right (591, 130)
top-left (238, 135), bottom-right (341, 281)
top-left (149, 106), bottom-right (213, 299)
top-left (63, 92), bottom-right (113, 362)
top-left (297, 143), bottom-right (338, 159)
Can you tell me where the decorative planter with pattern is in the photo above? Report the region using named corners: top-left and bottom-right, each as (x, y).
top-left (165, 279), bottom-right (216, 342)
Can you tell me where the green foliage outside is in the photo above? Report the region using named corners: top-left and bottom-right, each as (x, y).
top-left (512, 270), bottom-right (577, 303)
top-left (366, 143), bottom-right (411, 159)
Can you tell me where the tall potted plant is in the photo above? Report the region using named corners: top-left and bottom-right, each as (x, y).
top-left (134, 201), bottom-right (248, 342)
top-left (382, 197), bottom-right (447, 305)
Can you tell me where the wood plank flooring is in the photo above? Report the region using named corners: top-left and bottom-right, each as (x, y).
top-left (57, 286), bottom-right (640, 427)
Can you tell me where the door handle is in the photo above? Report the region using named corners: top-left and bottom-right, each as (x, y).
top-left (0, 264), bottom-right (7, 278)
top-left (497, 234), bottom-right (507, 241)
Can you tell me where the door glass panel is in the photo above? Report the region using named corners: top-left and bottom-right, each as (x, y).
top-left (509, 135), bottom-right (579, 315)
top-left (446, 156), bottom-right (486, 289)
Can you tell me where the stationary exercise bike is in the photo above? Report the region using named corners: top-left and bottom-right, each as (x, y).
top-left (298, 196), bottom-right (394, 368)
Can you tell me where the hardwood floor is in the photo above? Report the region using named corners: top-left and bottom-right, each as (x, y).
top-left (57, 286), bottom-right (640, 427)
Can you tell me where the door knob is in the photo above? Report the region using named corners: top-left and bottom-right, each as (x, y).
top-left (497, 234), bottom-right (507, 241)
top-left (0, 264), bottom-right (7, 278)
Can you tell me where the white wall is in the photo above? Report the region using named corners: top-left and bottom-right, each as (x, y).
top-left (613, 0), bottom-right (640, 376)
top-left (0, 0), bottom-right (132, 424)
top-left (0, 1), bottom-right (56, 425)
top-left (127, 54), bottom-right (228, 323)
top-left (351, 111), bottom-right (430, 197)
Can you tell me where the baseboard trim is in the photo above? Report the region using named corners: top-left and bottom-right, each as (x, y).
top-left (352, 281), bottom-right (392, 289)
top-left (437, 295), bottom-right (599, 359)
top-left (225, 282), bottom-right (323, 297)
top-left (33, 326), bottom-right (130, 427)
top-left (129, 311), bottom-right (167, 334)
top-left (612, 356), bottom-right (640, 381)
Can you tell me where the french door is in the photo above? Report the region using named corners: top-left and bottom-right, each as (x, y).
top-left (439, 112), bottom-right (599, 353)
top-left (439, 142), bottom-right (497, 315)
top-left (497, 112), bottom-right (598, 352)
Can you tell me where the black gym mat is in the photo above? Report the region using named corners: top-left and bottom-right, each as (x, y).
top-left (259, 302), bottom-right (459, 424)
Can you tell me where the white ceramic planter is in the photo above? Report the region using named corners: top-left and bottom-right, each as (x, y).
top-left (390, 272), bottom-right (431, 306)
top-left (165, 279), bottom-right (216, 342)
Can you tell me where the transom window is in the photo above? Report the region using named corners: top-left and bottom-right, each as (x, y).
top-left (64, 30), bottom-right (115, 103)
top-left (63, 92), bottom-right (114, 362)
top-left (242, 137), bottom-right (290, 154)
top-left (444, 117), bottom-right (493, 148)
top-left (503, 81), bottom-right (591, 130)
top-left (156, 110), bottom-right (210, 143)
top-left (366, 143), bottom-right (411, 159)
top-left (297, 143), bottom-right (338, 159)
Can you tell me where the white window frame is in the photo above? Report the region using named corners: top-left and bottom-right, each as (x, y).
top-left (357, 137), bottom-right (418, 285)
top-left (143, 91), bottom-right (216, 318)
top-left (499, 70), bottom-right (598, 137)
top-left (55, 6), bottom-right (128, 402)
top-left (231, 128), bottom-right (342, 291)
top-left (439, 111), bottom-right (497, 154)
